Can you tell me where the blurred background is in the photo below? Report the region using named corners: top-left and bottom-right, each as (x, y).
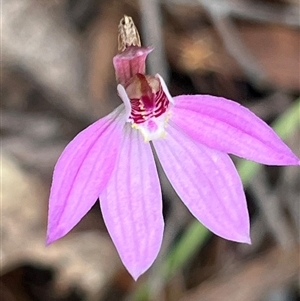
top-left (1, 0), bottom-right (300, 300)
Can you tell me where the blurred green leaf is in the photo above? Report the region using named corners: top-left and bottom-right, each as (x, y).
top-left (162, 221), bottom-right (210, 279)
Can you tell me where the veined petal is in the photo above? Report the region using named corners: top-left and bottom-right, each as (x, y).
top-left (47, 106), bottom-right (126, 244)
top-left (172, 95), bottom-right (299, 165)
top-left (156, 74), bottom-right (174, 104)
top-left (113, 46), bottom-right (153, 86)
top-left (153, 125), bottom-right (250, 243)
top-left (100, 125), bottom-right (164, 280)
top-left (117, 84), bottom-right (132, 120)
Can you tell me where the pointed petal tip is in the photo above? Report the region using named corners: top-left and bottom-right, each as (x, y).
top-left (130, 271), bottom-right (142, 282)
top-left (239, 235), bottom-right (252, 245)
top-left (281, 155), bottom-right (300, 166)
top-left (46, 232), bottom-right (58, 246)
top-left (172, 94), bottom-right (300, 167)
top-left (46, 225), bottom-right (67, 246)
top-left (271, 155), bottom-right (300, 166)
top-left (232, 227), bottom-right (251, 244)
top-left (127, 265), bottom-right (149, 281)
top-left (45, 237), bottom-right (53, 246)
top-left (100, 128), bottom-right (163, 283)
top-left (218, 231), bottom-right (251, 245)
top-left (222, 233), bottom-right (251, 245)
top-left (217, 226), bottom-right (251, 245)
top-left (45, 233), bottom-right (55, 246)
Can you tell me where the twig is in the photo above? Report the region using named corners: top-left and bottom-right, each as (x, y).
top-left (206, 13), bottom-right (270, 88)
top-left (224, 0), bottom-right (300, 28)
top-left (249, 169), bottom-right (294, 248)
top-left (179, 246), bottom-right (300, 301)
top-left (278, 165), bottom-right (300, 239)
top-left (3, 0), bottom-right (93, 122)
top-left (163, 0), bottom-right (300, 28)
top-left (247, 92), bottom-right (292, 121)
top-left (163, 0), bottom-right (299, 88)
top-left (139, 0), bottom-right (169, 81)
top-left (146, 190), bottom-right (190, 299)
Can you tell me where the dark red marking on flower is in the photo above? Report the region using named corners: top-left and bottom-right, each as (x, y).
top-left (127, 74), bottom-right (170, 124)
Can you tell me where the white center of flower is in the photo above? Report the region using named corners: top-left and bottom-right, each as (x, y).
top-left (118, 74), bottom-right (173, 142)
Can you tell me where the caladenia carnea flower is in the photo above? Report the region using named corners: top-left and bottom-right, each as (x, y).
top-left (47, 15), bottom-right (300, 280)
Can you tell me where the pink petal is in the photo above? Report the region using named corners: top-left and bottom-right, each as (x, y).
top-left (156, 74), bottom-right (174, 104)
top-left (117, 84), bottom-right (132, 120)
top-left (113, 46), bottom-right (153, 86)
top-left (47, 106), bottom-right (125, 244)
top-left (172, 95), bottom-right (299, 165)
top-left (153, 125), bottom-right (250, 243)
top-left (100, 125), bottom-right (164, 280)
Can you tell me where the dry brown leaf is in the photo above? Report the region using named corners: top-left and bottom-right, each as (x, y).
top-left (180, 246), bottom-right (300, 301)
top-left (1, 153), bottom-right (121, 300)
top-left (239, 23), bottom-right (300, 91)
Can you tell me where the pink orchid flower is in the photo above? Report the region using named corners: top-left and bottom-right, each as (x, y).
top-left (47, 16), bottom-right (299, 280)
